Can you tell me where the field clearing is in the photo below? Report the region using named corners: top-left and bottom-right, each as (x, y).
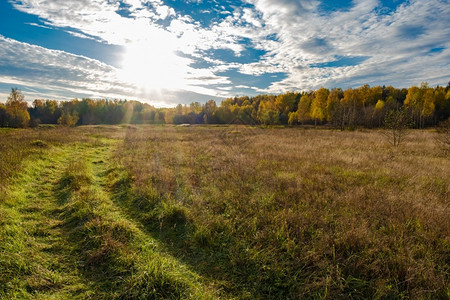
top-left (0, 125), bottom-right (449, 299)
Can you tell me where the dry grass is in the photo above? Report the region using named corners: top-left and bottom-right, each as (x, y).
top-left (1, 125), bottom-right (448, 298)
top-left (112, 125), bottom-right (449, 298)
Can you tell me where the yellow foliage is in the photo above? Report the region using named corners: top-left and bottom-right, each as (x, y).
top-left (375, 100), bottom-right (385, 110)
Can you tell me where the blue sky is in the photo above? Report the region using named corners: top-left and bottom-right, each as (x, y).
top-left (0, 0), bottom-right (449, 106)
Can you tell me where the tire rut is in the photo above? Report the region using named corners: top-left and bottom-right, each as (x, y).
top-left (1, 141), bottom-right (113, 299)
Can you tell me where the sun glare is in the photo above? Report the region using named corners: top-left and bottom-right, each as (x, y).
top-left (119, 41), bottom-right (187, 92)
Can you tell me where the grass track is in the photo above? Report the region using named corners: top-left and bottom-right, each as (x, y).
top-left (0, 143), bottom-right (99, 298)
top-left (1, 134), bottom-right (221, 299)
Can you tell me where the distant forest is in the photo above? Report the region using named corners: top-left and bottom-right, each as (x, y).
top-left (1, 82), bottom-right (449, 129)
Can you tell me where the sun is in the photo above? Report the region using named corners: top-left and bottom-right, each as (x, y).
top-left (119, 40), bottom-right (187, 91)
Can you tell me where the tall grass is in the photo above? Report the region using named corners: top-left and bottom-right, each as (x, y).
top-left (1, 125), bottom-right (448, 298)
top-left (58, 152), bottom-right (217, 298)
top-left (112, 126), bottom-right (449, 298)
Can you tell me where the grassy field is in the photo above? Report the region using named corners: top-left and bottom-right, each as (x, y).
top-left (0, 125), bottom-right (449, 299)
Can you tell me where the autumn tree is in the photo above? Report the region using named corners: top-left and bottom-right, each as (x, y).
top-left (433, 87), bottom-right (449, 122)
top-left (404, 83), bottom-right (433, 128)
top-left (326, 88), bottom-right (344, 129)
top-left (257, 99), bottom-right (280, 125)
top-left (57, 110), bottom-right (79, 127)
top-left (357, 85), bottom-right (383, 127)
top-left (341, 88), bottom-right (362, 128)
top-left (288, 111), bottom-right (298, 125)
top-left (190, 102), bottom-right (202, 114)
top-left (373, 96), bottom-right (396, 127)
top-left (311, 88), bottom-right (329, 126)
top-left (421, 88), bottom-right (435, 123)
top-left (1, 82), bottom-right (445, 128)
top-left (296, 93), bottom-right (313, 125)
top-left (203, 100), bottom-right (217, 124)
top-left (275, 92), bottom-right (299, 124)
top-left (5, 88), bottom-right (30, 128)
top-left (164, 109), bottom-right (175, 124)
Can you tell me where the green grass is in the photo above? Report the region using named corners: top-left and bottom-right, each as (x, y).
top-left (0, 126), bottom-right (220, 299)
top-left (58, 153), bottom-right (217, 298)
top-left (1, 125), bottom-right (449, 299)
top-left (0, 145), bottom-right (92, 298)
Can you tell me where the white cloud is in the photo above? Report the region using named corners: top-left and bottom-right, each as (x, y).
top-left (26, 22), bottom-right (53, 29)
top-left (6, 0), bottom-right (248, 100)
top-left (2, 0), bottom-right (450, 104)
top-left (240, 0), bottom-right (450, 91)
top-left (0, 35), bottom-right (132, 96)
top-left (0, 36), bottom-right (227, 105)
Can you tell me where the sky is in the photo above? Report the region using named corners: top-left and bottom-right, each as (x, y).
top-left (0, 0), bottom-right (449, 106)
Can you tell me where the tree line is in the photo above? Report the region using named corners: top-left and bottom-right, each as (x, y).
top-left (1, 82), bottom-right (449, 128)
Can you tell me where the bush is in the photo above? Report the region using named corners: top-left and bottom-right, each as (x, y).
top-left (30, 140), bottom-right (48, 148)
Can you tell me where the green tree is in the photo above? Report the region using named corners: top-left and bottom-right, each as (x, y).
top-left (215, 101), bottom-right (234, 124)
top-left (237, 104), bottom-right (255, 124)
top-left (30, 99), bottom-right (61, 124)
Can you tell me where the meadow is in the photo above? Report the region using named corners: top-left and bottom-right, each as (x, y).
top-left (0, 125), bottom-right (449, 299)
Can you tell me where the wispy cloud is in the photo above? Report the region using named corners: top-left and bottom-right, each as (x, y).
top-left (25, 22), bottom-right (53, 29)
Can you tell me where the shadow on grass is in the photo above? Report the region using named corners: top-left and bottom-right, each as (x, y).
top-left (53, 160), bottom-right (192, 299)
top-left (107, 167), bottom-right (302, 299)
